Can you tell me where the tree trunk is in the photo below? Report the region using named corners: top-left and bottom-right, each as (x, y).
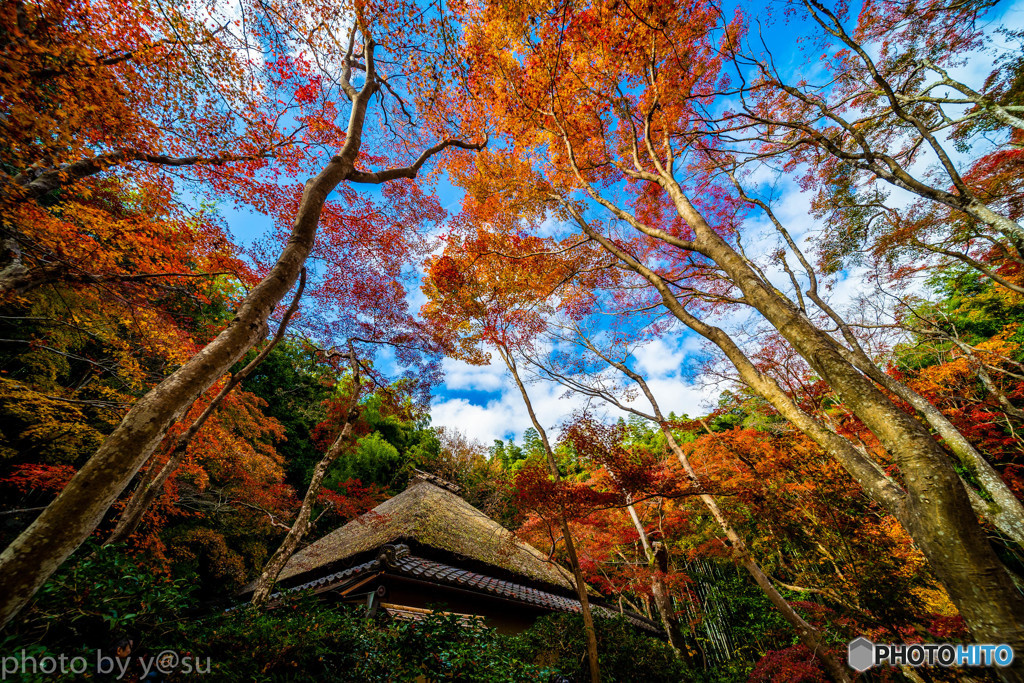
top-left (501, 348), bottom-right (602, 683)
top-left (558, 514), bottom-right (603, 683)
top-left (250, 419), bottom-right (354, 608)
top-left (650, 541), bottom-right (689, 664)
top-left (567, 194), bottom-right (1022, 678)
top-left (0, 33), bottom-right (482, 627)
top-left (967, 201), bottom-right (1024, 250)
top-left (622, 491), bottom-right (690, 663)
top-left (661, 184), bottom-right (1024, 676)
top-left (105, 270), bottom-right (306, 546)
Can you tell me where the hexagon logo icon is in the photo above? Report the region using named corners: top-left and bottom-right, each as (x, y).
top-left (848, 637), bottom-right (875, 672)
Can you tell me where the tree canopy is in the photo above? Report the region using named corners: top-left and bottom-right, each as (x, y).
top-left (1, 0), bottom-right (1023, 680)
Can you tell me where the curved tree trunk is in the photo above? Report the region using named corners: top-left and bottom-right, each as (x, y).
top-left (0, 93), bottom-right (364, 632)
top-left (0, 26), bottom-right (481, 628)
top-left (105, 270), bottom-right (306, 546)
top-left (856, 355), bottom-right (1024, 546)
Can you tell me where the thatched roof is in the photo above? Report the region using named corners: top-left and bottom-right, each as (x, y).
top-left (276, 478), bottom-right (574, 590)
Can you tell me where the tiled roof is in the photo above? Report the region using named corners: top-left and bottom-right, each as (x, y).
top-left (389, 554), bottom-right (584, 614)
top-left (287, 558), bottom-right (382, 594)
top-left (265, 546), bottom-right (661, 635)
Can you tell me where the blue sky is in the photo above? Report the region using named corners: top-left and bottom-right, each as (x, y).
top-left (209, 0), bottom-right (1024, 447)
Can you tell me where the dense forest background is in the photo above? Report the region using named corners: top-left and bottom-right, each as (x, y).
top-left (1, 0), bottom-right (1023, 680)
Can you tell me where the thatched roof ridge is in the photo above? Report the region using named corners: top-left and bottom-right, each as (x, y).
top-left (277, 479), bottom-right (574, 590)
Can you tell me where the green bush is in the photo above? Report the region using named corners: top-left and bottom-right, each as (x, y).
top-left (509, 613), bottom-right (688, 683)
top-left (5, 547), bottom-right (689, 682)
top-left (1, 542), bottom-right (197, 682)
top-left (3, 542), bottom-right (195, 650)
top-left (171, 595), bottom-right (555, 682)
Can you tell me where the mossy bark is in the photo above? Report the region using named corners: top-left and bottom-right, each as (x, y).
top-left (106, 270), bottom-right (306, 546)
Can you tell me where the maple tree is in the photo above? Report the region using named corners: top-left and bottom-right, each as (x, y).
top-left (885, 267), bottom-right (1024, 516)
top-left (0, 0), bottom-right (484, 627)
top-left (681, 423), bottom-right (944, 624)
top-left (0, 0), bottom-right (291, 294)
top-left (568, 414), bottom-right (947, 677)
top-left (559, 342), bottom-right (851, 680)
top-left (484, 246), bottom-right (860, 676)
top-left (450, 0), bottom-right (1024, 667)
top-left (498, 387), bottom-right (950, 679)
top-left (423, 231), bottom-right (606, 682)
top-left (558, 417), bottom-right (698, 664)
top-left (734, 0), bottom-right (1024, 294)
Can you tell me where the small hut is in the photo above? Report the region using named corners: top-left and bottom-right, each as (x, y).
top-left (248, 471), bottom-right (660, 635)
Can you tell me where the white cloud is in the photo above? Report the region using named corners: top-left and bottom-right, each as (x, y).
top-left (641, 376), bottom-right (716, 418)
top-left (431, 329), bottom-right (719, 444)
top-left (440, 357), bottom-right (507, 392)
top-left (431, 371), bottom-right (580, 444)
top-left (633, 337), bottom-right (688, 378)
top-left (431, 396), bottom-right (521, 443)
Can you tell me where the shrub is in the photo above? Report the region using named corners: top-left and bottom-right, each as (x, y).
top-left (173, 595), bottom-right (554, 682)
top-left (509, 613), bottom-right (688, 682)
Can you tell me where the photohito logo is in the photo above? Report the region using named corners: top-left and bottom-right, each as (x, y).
top-left (848, 638), bottom-right (1014, 671)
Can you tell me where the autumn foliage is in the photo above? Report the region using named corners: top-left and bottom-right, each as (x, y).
top-left (2, 0), bottom-right (1024, 679)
